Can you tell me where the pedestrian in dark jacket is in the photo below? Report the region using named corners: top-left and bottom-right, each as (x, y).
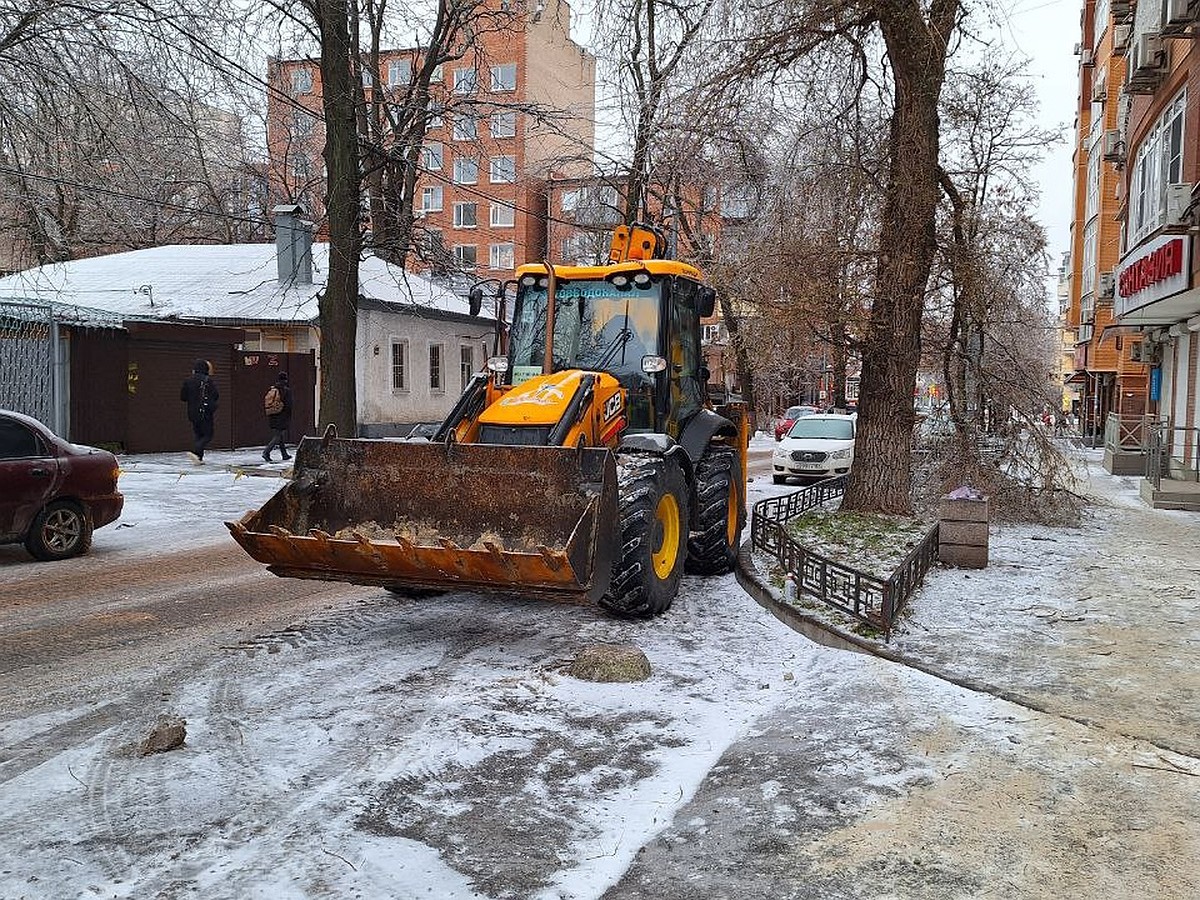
top-left (180, 359), bottom-right (218, 463)
top-left (263, 371), bottom-right (293, 462)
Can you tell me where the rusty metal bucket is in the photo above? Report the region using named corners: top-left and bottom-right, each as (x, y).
top-left (227, 437), bottom-right (618, 603)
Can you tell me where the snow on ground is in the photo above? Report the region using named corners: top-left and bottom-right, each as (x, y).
top-left (0, 451), bottom-right (1198, 898)
top-left (891, 453), bottom-right (1200, 757)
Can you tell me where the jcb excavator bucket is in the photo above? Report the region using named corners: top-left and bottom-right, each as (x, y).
top-left (227, 437), bottom-right (618, 603)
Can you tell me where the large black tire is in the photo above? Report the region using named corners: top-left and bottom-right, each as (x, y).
top-left (686, 444), bottom-right (745, 575)
top-left (600, 455), bottom-right (690, 619)
top-left (772, 474), bottom-right (786, 485)
top-left (25, 501), bottom-right (93, 561)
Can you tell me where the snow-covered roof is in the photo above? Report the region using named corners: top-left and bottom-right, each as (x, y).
top-left (0, 243), bottom-right (474, 326)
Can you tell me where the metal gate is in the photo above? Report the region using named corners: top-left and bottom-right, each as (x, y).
top-left (0, 300), bottom-right (55, 425)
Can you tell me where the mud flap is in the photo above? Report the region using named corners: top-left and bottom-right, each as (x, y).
top-left (227, 437), bottom-right (618, 603)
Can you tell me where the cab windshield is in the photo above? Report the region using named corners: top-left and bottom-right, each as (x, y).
top-left (507, 277), bottom-right (661, 390)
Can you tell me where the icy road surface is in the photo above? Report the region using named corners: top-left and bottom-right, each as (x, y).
top-left (0, 452), bottom-right (1197, 899)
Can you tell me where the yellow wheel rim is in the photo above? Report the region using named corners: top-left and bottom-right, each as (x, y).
top-left (651, 492), bottom-right (681, 580)
top-left (726, 488), bottom-right (740, 546)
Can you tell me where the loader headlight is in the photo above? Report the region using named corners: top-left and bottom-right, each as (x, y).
top-left (519, 274), bottom-right (538, 288)
top-left (487, 356), bottom-right (509, 373)
top-left (641, 355), bottom-right (668, 373)
top-left (609, 274), bottom-right (631, 289)
top-left (632, 271), bottom-right (652, 288)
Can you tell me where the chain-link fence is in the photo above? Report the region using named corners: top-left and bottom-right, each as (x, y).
top-left (0, 300), bottom-right (55, 425)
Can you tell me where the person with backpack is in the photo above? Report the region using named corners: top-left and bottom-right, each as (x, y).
top-left (180, 359), bottom-right (218, 463)
top-left (262, 371), bottom-right (292, 462)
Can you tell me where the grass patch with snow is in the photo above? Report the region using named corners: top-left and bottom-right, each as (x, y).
top-left (785, 508), bottom-right (932, 581)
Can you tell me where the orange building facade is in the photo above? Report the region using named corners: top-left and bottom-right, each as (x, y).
top-left (265, 0), bottom-right (595, 286)
top-left (1075, 0), bottom-right (1200, 501)
top-left (1068, 0), bottom-right (1151, 454)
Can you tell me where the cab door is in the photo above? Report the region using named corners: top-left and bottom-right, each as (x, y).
top-left (0, 416), bottom-right (58, 540)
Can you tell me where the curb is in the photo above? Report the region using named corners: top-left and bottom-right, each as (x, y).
top-left (736, 540), bottom-right (1200, 761)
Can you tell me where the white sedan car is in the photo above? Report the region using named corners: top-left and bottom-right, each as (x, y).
top-left (772, 414), bottom-right (856, 484)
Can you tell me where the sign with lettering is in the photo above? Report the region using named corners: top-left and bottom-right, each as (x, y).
top-left (1115, 235), bottom-right (1191, 317)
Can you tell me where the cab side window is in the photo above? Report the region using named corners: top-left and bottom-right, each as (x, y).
top-left (668, 278), bottom-right (704, 431)
top-left (0, 419), bottom-right (44, 459)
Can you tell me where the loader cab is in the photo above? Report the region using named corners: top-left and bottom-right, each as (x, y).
top-left (505, 264), bottom-right (710, 434)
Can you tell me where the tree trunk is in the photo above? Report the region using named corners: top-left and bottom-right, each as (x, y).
top-left (315, 0), bottom-right (361, 436)
top-left (718, 291), bottom-right (756, 420)
top-left (840, 0), bottom-right (958, 515)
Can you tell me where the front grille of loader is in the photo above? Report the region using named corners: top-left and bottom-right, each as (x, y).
top-left (479, 425), bottom-right (554, 446)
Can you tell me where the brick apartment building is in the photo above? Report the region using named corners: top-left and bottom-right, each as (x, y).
top-left (1071, 0), bottom-right (1200, 501)
top-left (265, 0), bottom-right (595, 286)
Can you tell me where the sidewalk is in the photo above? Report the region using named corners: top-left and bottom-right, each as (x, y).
top-left (612, 455), bottom-right (1200, 898)
top-left (118, 446), bottom-right (295, 478)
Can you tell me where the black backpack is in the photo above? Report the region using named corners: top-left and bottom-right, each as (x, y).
top-left (199, 377), bottom-right (213, 415)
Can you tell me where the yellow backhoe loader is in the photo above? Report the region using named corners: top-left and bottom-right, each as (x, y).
top-left (228, 224), bottom-right (748, 617)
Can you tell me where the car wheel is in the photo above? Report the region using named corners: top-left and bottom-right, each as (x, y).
top-left (25, 501), bottom-right (93, 561)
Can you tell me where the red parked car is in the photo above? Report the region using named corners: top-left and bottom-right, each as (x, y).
top-left (774, 405), bottom-right (820, 441)
top-left (0, 410), bottom-right (123, 560)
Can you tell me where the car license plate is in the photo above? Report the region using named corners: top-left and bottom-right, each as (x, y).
top-left (797, 463), bottom-right (825, 470)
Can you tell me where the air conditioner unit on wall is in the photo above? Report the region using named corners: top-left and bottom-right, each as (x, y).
top-left (1130, 341), bottom-right (1161, 364)
top-left (1098, 272), bottom-right (1115, 298)
top-left (1081, 49), bottom-right (1097, 67)
top-left (1113, 24), bottom-right (1131, 54)
top-left (1166, 0), bottom-right (1197, 29)
top-left (1103, 129), bottom-right (1126, 162)
top-left (1136, 33), bottom-right (1166, 72)
top-left (1165, 182), bottom-right (1194, 226)
top-left (1091, 77), bottom-right (1107, 102)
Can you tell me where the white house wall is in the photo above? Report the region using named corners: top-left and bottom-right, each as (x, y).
top-left (356, 308), bottom-right (493, 435)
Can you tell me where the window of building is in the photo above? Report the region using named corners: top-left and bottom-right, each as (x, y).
top-left (490, 155), bottom-right (516, 183)
top-left (453, 157), bottom-right (479, 184)
top-left (391, 339), bottom-right (408, 391)
top-left (243, 329), bottom-right (262, 350)
top-left (453, 202), bottom-right (477, 228)
top-left (490, 202), bottom-right (515, 227)
top-left (561, 187), bottom-right (585, 211)
top-left (1081, 219), bottom-right (1097, 298)
top-left (292, 111), bottom-right (315, 139)
top-left (421, 185), bottom-right (443, 212)
top-left (490, 242), bottom-right (515, 269)
top-left (291, 67), bottom-right (313, 95)
top-left (599, 184), bottom-right (619, 210)
top-left (388, 59), bottom-right (412, 87)
top-left (453, 67), bottom-right (477, 94)
top-left (431, 63), bottom-right (444, 82)
top-left (1093, 0), bottom-right (1109, 45)
top-left (427, 103), bottom-right (444, 130)
top-left (490, 63), bottom-right (517, 92)
top-left (1130, 90), bottom-right (1187, 244)
top-left (292, 154), bottom-right (310, 178)
top-left (491, 111), bottom-right (517, 138)
top-left (452, 115), bottom-right (477, 141)
top-left (460, 345), bottom-right (474, 388)
top-left (454, 245), bottom-right (478, 268)
top-left (1085, 139), bottom-right (1100, 223)
top-left (422, 142), bottom-right (443, 170)
top-left (429, 343), bottom-right (444, 391)
top-left (361, 67), bottom-right (375, 88)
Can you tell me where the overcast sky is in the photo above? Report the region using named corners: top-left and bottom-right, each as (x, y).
top-left (996, 0), bottom-right (1082, 276)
